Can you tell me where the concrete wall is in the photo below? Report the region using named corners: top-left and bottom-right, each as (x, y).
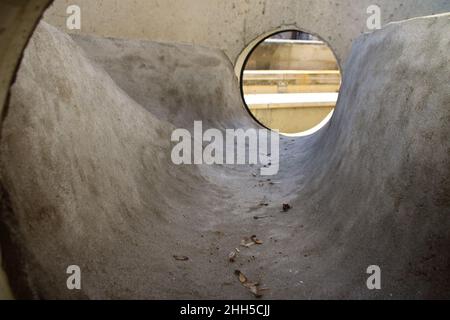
top-left (43, 0), bottom-right (450, 68)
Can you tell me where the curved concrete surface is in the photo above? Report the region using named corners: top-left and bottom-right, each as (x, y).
top-left (0, 12), bottom-right (450, 300)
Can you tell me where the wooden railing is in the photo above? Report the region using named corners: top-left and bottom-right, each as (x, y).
top-left (243, 70), bottom-right (341, 94)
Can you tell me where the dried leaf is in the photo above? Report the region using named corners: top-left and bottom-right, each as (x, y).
top-left (173, 255), bottom-right (189, 261)
top-left (240, 238), bottom-right (255, 248)
top-left (234, 270), bottom-right (247, 283)
top-left (243, 281), bottom-right (259, 289)
top-left (251, 235), bottom-right (263, 245)
top-left (249, 285), bottom-right (263, 298)
top-left (234, 270), bottom-right (265, 298)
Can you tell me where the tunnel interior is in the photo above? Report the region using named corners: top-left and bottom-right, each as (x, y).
top-left (0, 0), bottom-right (449, 300)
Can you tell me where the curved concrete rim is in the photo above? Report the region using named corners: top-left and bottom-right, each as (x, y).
top-left (0, 0), bottom-right (52, 118)
top-left (0, 0), bottom-right (53, 299)
top-left (235, 27), bottom-right (343, 136)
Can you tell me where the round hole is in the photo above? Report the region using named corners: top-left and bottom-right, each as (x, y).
top-left (240, 30), bottom-right (342, 136)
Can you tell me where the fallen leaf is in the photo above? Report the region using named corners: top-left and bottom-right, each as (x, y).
top-left (234, 270), bottom-right (248, 283)
top-left (243, 281), bottom-right (259, 289)
top-left (249, 285), bottom-right (263, 298)
top-left (173, 255), bottom-right (189, 261)
top-left (234, 271), bottom-right (264, 298)
top-left (251, 235), bottom-right (263, 245)
top-left (240, 238), bottom-right (255, 248)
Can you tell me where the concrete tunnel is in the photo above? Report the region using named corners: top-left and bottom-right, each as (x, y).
top-left (0, 0), bottom-right (449, 300)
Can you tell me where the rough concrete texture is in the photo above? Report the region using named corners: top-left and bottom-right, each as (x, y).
top-left (1, 13), bottom-right (450, 299)
top-left (44, 0), bottom-right (450, 67)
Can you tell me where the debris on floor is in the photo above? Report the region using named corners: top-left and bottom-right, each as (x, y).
top-left (253, 215), bottom-right (271, 220)
top-left (228, 251), bottom-right (236, 262)
top-left (234, 270), bottom-right (265, 298)
top-left (282, 203), bottom-right (292, 212)
top-left (173, 255), bottom-right (189, 261)
top-left (240, 238), bottom-right (254, 248)
top-left (250, 235), bottom-right (263, 245)
top-left (240, 235), bottom-right (263, 248)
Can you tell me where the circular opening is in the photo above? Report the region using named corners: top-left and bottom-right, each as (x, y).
top-left (240, 30), bottom-right (342, 136)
